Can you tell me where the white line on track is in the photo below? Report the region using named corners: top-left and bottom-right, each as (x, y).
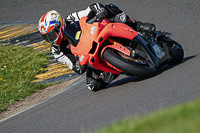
top-left (0, 76), bottom-right (85, 123)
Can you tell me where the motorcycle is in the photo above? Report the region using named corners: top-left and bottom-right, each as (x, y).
top-left (65, 17), bottom-right (184, 83)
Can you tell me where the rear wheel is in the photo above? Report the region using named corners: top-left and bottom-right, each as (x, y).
top-left (102, 48), bottom-right (156, 77)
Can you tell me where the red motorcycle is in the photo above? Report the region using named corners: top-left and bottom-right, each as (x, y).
top-left (65, 17), bottom-right (184, 77)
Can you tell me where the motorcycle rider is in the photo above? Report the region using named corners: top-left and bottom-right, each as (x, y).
top-left (38, 3), bottom-right (156, 91)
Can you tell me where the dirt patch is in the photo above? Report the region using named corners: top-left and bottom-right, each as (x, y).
top-left (0, 77), bottom-right (80, 119)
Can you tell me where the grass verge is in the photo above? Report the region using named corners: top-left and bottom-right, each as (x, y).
top-left (93, 99), bottom-right (200, 133)
top-left (0, 44), bottom-right (53, 112)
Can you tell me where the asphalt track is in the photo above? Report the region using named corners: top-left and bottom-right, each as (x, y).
top-left (1, 0), bottom-right (200, 133)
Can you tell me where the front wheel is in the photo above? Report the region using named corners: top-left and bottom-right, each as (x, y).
top-left (102, 48), bottom-right (156, 77)
top-left (164, 38), bottom-right (184, 65)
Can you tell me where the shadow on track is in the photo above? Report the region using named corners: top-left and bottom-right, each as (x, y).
top-left (106, 55), bottom-right (197, 89)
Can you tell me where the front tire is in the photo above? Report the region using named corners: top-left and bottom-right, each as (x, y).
top-left (164, 38), bottom-right (184, 65)
top-left (102, 48), bottom-right (156, 77)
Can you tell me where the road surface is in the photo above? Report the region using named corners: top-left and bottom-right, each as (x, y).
top-left (0, 0), bottom-right (200, 132)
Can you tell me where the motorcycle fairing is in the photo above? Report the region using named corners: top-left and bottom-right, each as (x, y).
top-left (70, 17), bottom-right (105, 66)
top-left (64, 21), bottom-right (81, 47)
top-left (96, 22), bottom-right (139, 45)
top-left (70, 17), bottom-right (140, 74)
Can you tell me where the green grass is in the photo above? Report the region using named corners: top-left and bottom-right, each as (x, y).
top-left (93, 99), bottom-right (200, 133)
top-left (0, 44), bottom-right (52, 112)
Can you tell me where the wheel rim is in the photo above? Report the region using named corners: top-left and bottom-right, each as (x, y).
top-left (117, 51), bottom-right (152, 67)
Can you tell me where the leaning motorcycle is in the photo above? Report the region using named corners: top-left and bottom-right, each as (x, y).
top-left (65, 17), bottom-right (184, 90)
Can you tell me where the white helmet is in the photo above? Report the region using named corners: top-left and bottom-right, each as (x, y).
top-left (38, 10), bottom-right (66, 46)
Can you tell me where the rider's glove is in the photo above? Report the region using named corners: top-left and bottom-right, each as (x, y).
top-left (72, 61), bottom-right (86, 75)
top-left (105, 4), bottom-right (123, 18)
top-left (96, 7), bottom-right (108, 21)
top-left (136, 21), bottom-right (156, 34)
top-left (90, 3), bottom-right (107, 17)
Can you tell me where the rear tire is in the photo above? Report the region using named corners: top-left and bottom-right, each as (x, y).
top-left (102, 48), bottom-right (156, 77)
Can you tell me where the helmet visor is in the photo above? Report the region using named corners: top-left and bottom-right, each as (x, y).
top-left (42, 26), bottom-right (60, 44)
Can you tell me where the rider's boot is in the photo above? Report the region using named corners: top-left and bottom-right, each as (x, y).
top-left (85, 65), bottom-right (119, 91)
top-left (136, 21), bottom-right (156, 34)
top-left (86, 66), bottom-right (108, 91)
top-left (125, 15), bottom-right (156, 34)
